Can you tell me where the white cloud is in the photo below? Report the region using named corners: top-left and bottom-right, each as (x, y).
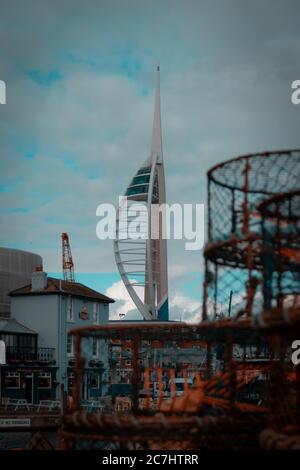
top-left (106, 278), bottom-right (202, 323)
top-left (170, 292), bottom-right (202, 323)
top-left (106, 279), bottom-right (144, 320)
top-left (168, 264), bottom-right (189, 281)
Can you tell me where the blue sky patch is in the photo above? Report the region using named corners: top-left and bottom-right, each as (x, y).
top-left (26, 69), bottom-right (63, 87)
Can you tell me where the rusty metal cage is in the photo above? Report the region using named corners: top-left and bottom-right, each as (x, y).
top-left (57, 321), bottom-right (297, 450)
top-left (203, 150), bottom-right (300, 320)
top-left (260, 190), bottom-right (300, 315)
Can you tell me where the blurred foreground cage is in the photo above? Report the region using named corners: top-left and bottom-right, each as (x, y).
top-left (260, 190), bottom-right (300, 315)
top-left (203, 150), bottom-right (300, 320)
top-left (57, 321), bottom-right (295, 450)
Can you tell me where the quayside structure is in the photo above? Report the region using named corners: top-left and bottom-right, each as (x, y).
top-left (114, 66), bottom-right (169, 321)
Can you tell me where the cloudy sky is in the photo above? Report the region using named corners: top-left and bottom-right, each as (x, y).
top-left (0, 0), bottom-right (299, 321)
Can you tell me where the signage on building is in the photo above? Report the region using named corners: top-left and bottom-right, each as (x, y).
top-left (79, 306), bottom-right (89, 320)
top-left (0, 418), bottom-right (31, 428)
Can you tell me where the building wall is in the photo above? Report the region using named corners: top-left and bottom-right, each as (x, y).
top-left (0, 247), bottom-right (42, 317)
top-left (60, 295), bottom-right (109, 396)
top-left (11, 295), bottom-right (59, 351)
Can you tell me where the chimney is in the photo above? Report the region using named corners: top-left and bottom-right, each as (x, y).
top-left (31, 265), bottom-right (47, 291)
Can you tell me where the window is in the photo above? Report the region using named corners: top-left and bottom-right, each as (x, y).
top-left (131, 174), bottom-right (150, 185)
top-left (19, 334), bottom-right (36, 349)
top-left (137, 167), bottom-right (151, 175)
top-left (67, 296), bottom-right (74, 322)
top-left (93, 303), bottom-right (99, 324)
top-left (67, 334), bottom-right (73, 356)
top-left (126, 184), bottom-right (149, 196)
top-left (4, 372), bottom-right (20, 389)
top-left (1, 334), bottom-right (17, 348)
top-left (91, 373), bottom-right (100, 389)
top-left (38, 372), bottom-right (51, 389)
top-left (92, 337), bottom-right (98, 357)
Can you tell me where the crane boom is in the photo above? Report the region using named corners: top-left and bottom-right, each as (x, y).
top-left (61, 232), bottom-right (75, 282)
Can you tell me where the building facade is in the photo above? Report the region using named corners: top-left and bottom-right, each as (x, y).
top-left (0, 318), bottom-right (57, 403)
top-left (9, 269), bottom-right (114, 400)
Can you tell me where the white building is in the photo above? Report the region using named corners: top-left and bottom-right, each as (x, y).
top-left (9, 268), bottom-right (114, 399)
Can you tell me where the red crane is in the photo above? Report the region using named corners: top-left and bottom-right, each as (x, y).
top-left (61, 232), bottom-right (75, 282)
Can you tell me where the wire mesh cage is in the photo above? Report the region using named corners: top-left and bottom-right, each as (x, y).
top-left (260, 190), bottom-right (300, 317)
top-left (203, 150), bottom-right (300, 320)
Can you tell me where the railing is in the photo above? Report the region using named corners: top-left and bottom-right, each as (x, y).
top-left (6, 346), bottom-right (55, 364)
top-left (37, 347), bottom-right (56, 363)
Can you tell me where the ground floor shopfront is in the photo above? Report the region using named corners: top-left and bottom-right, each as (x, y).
top-left (67, 367), bottom-right (105, 399)
top-left (0, 365), bottom-right (57, 404)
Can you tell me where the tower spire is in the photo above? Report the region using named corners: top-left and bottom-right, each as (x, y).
top-left (151, 64), bottom-right (163, 162)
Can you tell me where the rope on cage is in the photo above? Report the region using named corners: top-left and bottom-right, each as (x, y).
top-left (144, 367), bottom-right (151, 410)
top-left (281, 247), bottom-right (300, 265)
top-left (181, 371), bottom-right (204, 413)
top-left (73, 334), bottom-right (83, 410)
top-left (288, 293), bottom-right (300, 323)
top-left (296, 363), bottom-right (300, 428)
top-left (194, 371), bottom-right (202, 387)
top-left (183, 367), bottom-right (189, 394)
top-left (277, 352), bottom-right (297, 429)
top-left (202, 261), bottom-right (209, 321)
top-left (259, 428), bottom-right (300, 450)
top-left (167, 367), bottom-right (192, 413)
top-left (208, 372), bottom-right (234, 397)
top-left (157, 367), bottom-right (164, 409)
top-left (61, 410), bottom-right (265, 436)
top-left (275, 205), bottom-right (284, 311)
top-left (275, 366), bottom-right (296, 429)
top-left (283, 294), bottom-right (300, 323)
top-left (206, 341), bottom-right (212, 379)
top-left (268, 336), bottom-right (294, 431)
top-left (169, 368), bottom-right (176, 398)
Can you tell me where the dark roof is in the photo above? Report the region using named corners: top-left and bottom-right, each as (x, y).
top-left (9, 277), bottom-right (114, 303)
top-left (0, 318), bottom-right (37, 335)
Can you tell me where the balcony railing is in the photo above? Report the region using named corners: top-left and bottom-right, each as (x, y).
top-left (6, 346), bottom-right (56, 364)
top-left (37, 348), bottom-right (56, 364)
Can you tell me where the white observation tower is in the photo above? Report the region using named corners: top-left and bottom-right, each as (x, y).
top-left (114, 66), bottom-right (169, 321)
